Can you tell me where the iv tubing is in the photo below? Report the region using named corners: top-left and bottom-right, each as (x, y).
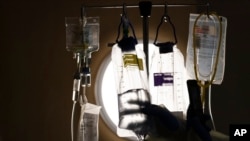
top-left (71, 101), bottom-right (77, 141)
top-left (208, 85), bottom-right (216, 130)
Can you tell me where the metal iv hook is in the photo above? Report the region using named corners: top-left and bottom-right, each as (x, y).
top-left (115, 3), bottom-right (138, 43)
top-left (206, 2), bottom-right (211, 18)
top-left (154, 2), bottom-right (177, 45)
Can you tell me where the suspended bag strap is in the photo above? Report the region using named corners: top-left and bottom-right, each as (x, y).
top-left (115, 4), bottom-right (138, 52)
top-left (116, 16), bottom-right (138, 44)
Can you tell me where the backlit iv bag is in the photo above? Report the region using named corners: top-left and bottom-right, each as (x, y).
top-left (65, 17), bottom-right (99, 53)
top-left (82, 17), bottom-right (100, 59)
top-left (149, 44), bottom-right (189, 119)
top-left (111, 41), bottom-right (151, 138)
top-left (186, 13), bottom-right (227, 84)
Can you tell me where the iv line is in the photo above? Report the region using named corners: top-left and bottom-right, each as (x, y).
top-left (192, 12), bottom-right (222, 130)
top-left (71, 101), bottom-right (77, 141)
top-left (208, 85), bottom-right (216, 131)
top-left (70, 52), bottom-right (90, 141)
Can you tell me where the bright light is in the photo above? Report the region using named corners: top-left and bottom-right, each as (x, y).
top-left (95, 43), bottom-right (188, 139)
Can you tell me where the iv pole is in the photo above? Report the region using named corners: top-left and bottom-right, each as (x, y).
top-left (83, 2), bottom-right (208, 71)
top-left (139, 1), bottom-right (152, 75)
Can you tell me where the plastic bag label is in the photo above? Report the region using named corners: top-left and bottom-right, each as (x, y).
top-left (123, 54), bottom-right (143, 70)
top-left (82, 113), bottom-right (98, 141)
top-left (154, 73), bottom-right (174, 86)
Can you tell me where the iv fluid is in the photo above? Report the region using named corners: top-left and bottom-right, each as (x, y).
top-left (186, 14), bottom-right (227, 84)
top-left (111, 44), bottom-right (151, 137)
top-left (65, 17), bottom-right (86, 52)
top-left (149, 45), bottom-right (189, 118)
top-left (84, 17), bottom-right (100, 55)
top-left (65, 17), bottom-right (99, 53)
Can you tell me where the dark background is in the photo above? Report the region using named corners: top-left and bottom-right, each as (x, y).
top-left (0, 0), bottom-right (249, 141)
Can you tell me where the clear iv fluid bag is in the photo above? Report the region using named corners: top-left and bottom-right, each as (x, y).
top-left (149, 45), bottom-right (189, 118)
top-left (77, 103), bottom-right (101, 141)
top-left (111, 44), bottom-right (151, 137)
top-left (65, 17), bottom-right (99, 53)
top-left (186, 13), bottom-right (227, 84)
top-left (84, 17), bottom-right (100, 54)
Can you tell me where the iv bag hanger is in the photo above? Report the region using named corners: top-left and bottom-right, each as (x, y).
top-left (154, 2), bottom-right (177, 45)
top-left (103, 1), bottom-right (209, 47)
top-left (153, 2), bottom-right (177, 54)
top-left (115, 3), bottom-right (138, 51)
top-left (206, 2), bottom-right (210, 18)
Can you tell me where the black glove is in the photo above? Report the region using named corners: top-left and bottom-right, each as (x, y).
top-left (186, 80), bottom-right (212, 141)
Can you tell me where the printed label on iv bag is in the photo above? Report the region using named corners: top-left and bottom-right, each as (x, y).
top-left (80, 113), bottom-right (98, 141)
top-left (154, 73), bottom-right (174, 86)
top-left (77, 103), bottom-right (101, 141)
top-left (123, 54), bottom-right (144, 70)
top-left (186, 13), bottom-right (227, 84)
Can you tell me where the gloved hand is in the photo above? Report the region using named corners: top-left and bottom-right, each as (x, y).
top-left (139, 80), bottom-right (229, 141)
top-left (141, 103), bottom-right (229, 141)
top-left (186, 80), bottom-right (212, 141)
top-left (142, 104), bottom-right (187, 141)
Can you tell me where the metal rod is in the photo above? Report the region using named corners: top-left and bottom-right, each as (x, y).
top-left (83, 3), bottom-right (207, 9)
top-left (97, 2), bottom-right (208, 48)
top-left (142, 16), bottom-right (149, 75)
top-left (139, 1), bottom-right (152, 76)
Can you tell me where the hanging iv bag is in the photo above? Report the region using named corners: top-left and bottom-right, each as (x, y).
top-left (111, 43), bottom-right (151, 139)
top-left (149, 44), bottom-right (189, 119)
top-left (65, 17), bottom-right (99, 54)
top-left (77, 103), bottom-right (101, 141)
top-left (186, 13), bottom-right (227, 84)
top-left (83, 17), bottom-right (100, 57)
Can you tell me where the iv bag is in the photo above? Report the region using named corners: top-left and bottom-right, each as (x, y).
top-left (83, 17), bottom-right (100, 56)
top-left (111, 44), bottom-right (149, 93)
top-left (77, 103), bottom-right (101, 141)
top-left (186, 13), bottom-right (227, 84)
top-left (65, 17), bottom-right (85, 53)
top-left (111, 43), bottom-right (151, 138)
top-left (65, 17), bottom-right (99, 54)
top-left (149, 44), bottom-right (189, 119)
